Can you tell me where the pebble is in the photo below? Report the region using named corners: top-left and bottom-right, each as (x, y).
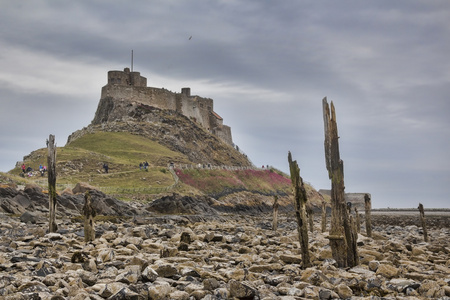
top-left (0, 214), bottom-right (448, 299)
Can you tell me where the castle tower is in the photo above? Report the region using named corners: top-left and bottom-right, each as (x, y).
top-left (181, 87), bottom-right (191, 97)
top-left (107, 68), bottom-right (147, 87)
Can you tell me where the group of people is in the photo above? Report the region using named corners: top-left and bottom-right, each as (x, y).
top-left (139, 161), bottom-right (149, 171)
top-left (20, 163), bottom-right (47, 177)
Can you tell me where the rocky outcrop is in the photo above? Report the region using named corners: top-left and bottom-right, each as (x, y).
top-left (0, 186), bottom-right (141, 218)
top-left (67, 103), bottom-right (251, 167)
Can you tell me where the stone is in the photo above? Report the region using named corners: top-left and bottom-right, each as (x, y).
top-left (142, 266), bottom-right (159, 282)
top-left (180, 232), bottom-right (192, 244)
top-left (376, 264), bottom-right (399, 279)
top-left (72, 182), bottom-right (96, 194)
top-left (229, 280), bottom-right (256, 299)
top-left (108, 287), bottom-right (140, 300)
top-left (148, 281), bottom-right (172, 300)
top-left (77, 270), bottom-right (97, 286)
top-left (156, 264), bottom-right (178, 278)
top-left (335, 283), bottom-right (353, 299)
top-left (248, 263), bottom-right (282, 273)
top-left (280, 254), bottom-right (302, 264)
top-left (169, 290), bottom-right (190, 300)
top-left (203, 278), bottom-right (220, 291)
top-left (418, 280), bottom-right (445, 298)
top-left (19, 211), bottom-right (40, 224)
top-left (319, 288), bottom-right (332, 300)
top-left (368, 260), bottom-right (380, 271)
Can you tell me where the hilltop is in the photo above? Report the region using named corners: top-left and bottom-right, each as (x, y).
top-left (5, 68), bottom-right (327, 210)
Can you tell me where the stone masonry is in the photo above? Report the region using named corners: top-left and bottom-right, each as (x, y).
top-left (98, 68), bottom-right (233, 145)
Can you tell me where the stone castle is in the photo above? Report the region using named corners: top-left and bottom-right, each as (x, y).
top-left (99, 68), bottom-right (233, 145)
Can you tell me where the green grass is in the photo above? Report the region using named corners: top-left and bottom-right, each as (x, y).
top-left (8, 132), bottom-right (190, 192)
top-left (67, 132), bottom-right (188, 166)
top-left (5, 131), bottom-right (323, 202)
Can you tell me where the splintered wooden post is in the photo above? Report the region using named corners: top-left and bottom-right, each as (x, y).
top-left (307, 204), bottom-right (314, 233)
top-left (321, 200), bottom-right (327, 233)
top-left (288, 151), bottom-right (311, 268)
top-left (322, 97), bottom-right (358, 267)
top-left (418, 203), bottom-right (429, 242)
top-left (272, 195), bottom-right (279, 231)
top-left (47, 134), bottom-right (58, 233)
top-left (83, 191), bottom-right (96, 242)
top-left (364, 194), bottom-right (372, 238)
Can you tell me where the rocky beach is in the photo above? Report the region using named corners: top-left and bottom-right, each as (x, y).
top-left (0, 185), bottom-right (449, 299)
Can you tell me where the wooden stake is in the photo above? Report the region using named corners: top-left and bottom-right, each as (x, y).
top-left (364, 194), bottom-right (372, 238)
top-left (288, 151), bottom-right (311, 268)
top-left (272, 195), bottom-right (279, 231)
top-left (321, 200), bottom-right (327, 233)
top-left (83, 191), bottom-right (96, 242)
top-left (47, 134), bottom-right (58, 233)
top-left (307, 204), bottom-right (314, 233)
top-left (418, 203), bottom-right (429, 242)
top-left (322, 98), bottom-right (358, 267)
top-left (355, 207), bottom-right (361, 233)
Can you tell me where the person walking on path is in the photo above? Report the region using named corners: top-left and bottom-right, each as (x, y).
top-left (103, 163), bottom-right (109, 174)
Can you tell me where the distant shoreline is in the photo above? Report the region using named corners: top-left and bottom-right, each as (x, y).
top-left (371, 208), bottom-right (450, 217)
top-left (372, 208), bottom-right (450, 211)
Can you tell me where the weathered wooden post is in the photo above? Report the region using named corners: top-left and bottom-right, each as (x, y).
top-left (307, 204), bottom-right (314, 233)
top-left (364, 194), bottom-right (372, 238)
top-left (321, 200), bottom-right (327, 233)
top-left (355, 207), bottom-right (361, 233)
top-left (418, 203), bottom-right (429, 242)
top-left (272, 195), bottom-right (279, 231)
top-left (47, 134), bottom-right (58, 233)
top-left (322, 97), bottom-right (358, 267)
top-left (288, 151), bottom-right (311, 268)
top-left (83, 191), bottom-right (96, 242)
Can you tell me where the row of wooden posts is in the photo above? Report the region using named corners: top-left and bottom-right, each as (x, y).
top-left (46, 104), bottom-right (430, 249)
top-left (280, 98), bottom-right (429, 269)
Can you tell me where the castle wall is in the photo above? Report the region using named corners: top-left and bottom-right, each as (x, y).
top-left (101, 85), bottom-right (177, 110)
top-left (178, 96), bottom-right (213, 130)
top-left (101, 68), bottom-right (233, 145)
top-left (216, 125), bottom-right (233, 145)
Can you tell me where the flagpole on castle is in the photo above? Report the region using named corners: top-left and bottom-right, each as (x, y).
top-left (131, 50), bottom-right (134, 72)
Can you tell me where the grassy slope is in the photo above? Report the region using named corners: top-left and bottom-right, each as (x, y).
top-left (9, 132), bottom-right (189, 191)
top-left (6, 131), bottom-right (327, 206)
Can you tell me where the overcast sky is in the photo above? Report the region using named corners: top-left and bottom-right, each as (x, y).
top-left (1, 1), bottom-right (449, 208)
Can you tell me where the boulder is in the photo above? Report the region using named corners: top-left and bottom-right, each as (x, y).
top-left (20, 211), bottom-right (42, 224)
top-left (72, 182), bottom-right (96, 194)
top-left (376, 264), bottom-right (399, 279)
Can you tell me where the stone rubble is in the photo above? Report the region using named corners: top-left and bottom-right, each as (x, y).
top-left (0, 212), bottom-right (449, 300)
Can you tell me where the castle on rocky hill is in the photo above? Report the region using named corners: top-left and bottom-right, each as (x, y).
top-left (99, 68), bottom-right (233, 145)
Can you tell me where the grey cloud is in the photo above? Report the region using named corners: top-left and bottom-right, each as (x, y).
top-left (0, 1), bottom-right (449, 208)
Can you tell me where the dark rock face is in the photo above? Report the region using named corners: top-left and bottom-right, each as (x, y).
top-left (0, 187), bottom-right (139, 217)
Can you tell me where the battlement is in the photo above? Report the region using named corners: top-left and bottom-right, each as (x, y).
top-left (99, 68), bottom-right (233, 145)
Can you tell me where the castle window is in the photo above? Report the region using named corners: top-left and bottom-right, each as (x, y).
top-left (110, 78), bottom-right (115, 83)
top-left (200, 103), bottom-right (204, 108)
top-left (117, 78), bottom-right (121, 83)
